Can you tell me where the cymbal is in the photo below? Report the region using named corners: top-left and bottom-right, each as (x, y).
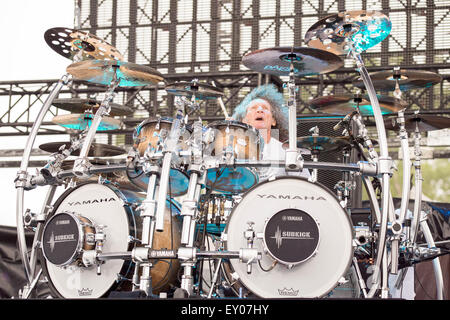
top-left (282, 136), bottom-right (351, 153)
top-left (39, 142), bottom-right (126, 157)
top-left (309, 94), bottom-right (407, 116)
top-left (242, 46), bottom-right (343, 76)
top-left (305, 10), bottom-right (392, 55)
top-left (165, 82), bottom-right (224, 100)
top-left (44, 27), bottom-right (123, 61)
top-left (384, 114), bottom-right (450, 132)
top-left (52, 98), bottom-right (133, 116)
top-left (52, 114), bottom-right (122, 131)
top-left (353, 69), bottom-right (443, 91)
top-left (66, 59), bottom-right (164, 87)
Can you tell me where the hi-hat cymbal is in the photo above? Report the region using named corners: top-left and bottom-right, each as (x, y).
top-left (384, 114), bottom-right (450, 132)
top-left (282, 136), bottom-right (351, 153)
top-left (66, 59), bottom-right (164, 87)
top-left (52, 114), bottom-right (122, 131)
top-left (309, 94), bottom-right (407, 116)
top-left (353, 69), bottom-right (443, 91)
top-left (52, 98), bottom-right (134, 116)
top-left (44, 27), bottom-right (123, 61)
top-left (305, 10), bottom-right (392, 55)
top-left (242, 46), bottom-right (343, 77)
top-left (39, 142), bottom-right (126, 157)
top-left (165, 82), bottom-right (224, 100)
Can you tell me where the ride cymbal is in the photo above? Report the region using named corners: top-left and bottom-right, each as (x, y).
top-left (305, 10), bottom-right (392, 55)
top-left (309, 94), bottom-right (407, 116)
top-left (384, 114), bottom-right (450, 132)
top-left (52, 98), bottom-right (133, 116)
top-left (353, 69), bottom-right (442, 91)
top-left (44, 27), bottom-right (123, 61)
top-left (52, 114), bottom-right (122, 131)
top-left (282, 136), bottom-right (351, 153)
top-left (39, 142), bottom-right (126, 157)
top-left (242, 46), bottom-right (343, 77)
top-left (165, 82), bottom-right (224, 100)
top-left (66, 59), bottom-right (164, 87)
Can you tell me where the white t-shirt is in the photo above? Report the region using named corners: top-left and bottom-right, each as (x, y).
top-left (258, 138), bottom-right (311, 182)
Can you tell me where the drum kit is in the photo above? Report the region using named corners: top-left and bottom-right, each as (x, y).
top-left (14, 12), bottom-right (449, 300)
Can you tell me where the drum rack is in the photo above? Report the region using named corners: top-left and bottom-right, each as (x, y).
top-left (13, 14), bottom-right (448, 300)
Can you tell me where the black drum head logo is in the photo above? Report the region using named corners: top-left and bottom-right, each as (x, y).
top-left (264, 209), bottom-right (320, 265)
top-left (42, 213), bottom-right (80, 265)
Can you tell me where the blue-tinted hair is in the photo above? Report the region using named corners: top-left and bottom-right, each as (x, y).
top-left (232, 84), bottom-right (288, 142)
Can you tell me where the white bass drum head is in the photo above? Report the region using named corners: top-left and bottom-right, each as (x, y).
top-left (42, 183), bottom-right (134, 298)
top-left (225, 177), bottom-right (354, 298)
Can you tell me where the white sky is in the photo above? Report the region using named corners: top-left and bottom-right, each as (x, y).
top-left (0, 0), bottom-right (74, 226)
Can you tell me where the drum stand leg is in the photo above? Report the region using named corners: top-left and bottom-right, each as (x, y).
top-left (176, 169), bottom-right (205, 297)
top-left (352, 257), bottom-right (368, 298)
top-left (136, 169), bottom-right (159, 296)
top-left (207, 258), bottom-right (223, 298)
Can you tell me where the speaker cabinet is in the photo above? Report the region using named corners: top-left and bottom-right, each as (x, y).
top-left (296, 116), bottom-right (362, 208)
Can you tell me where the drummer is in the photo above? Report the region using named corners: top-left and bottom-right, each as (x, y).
top-left (232, 84), bottom-right (310, 181)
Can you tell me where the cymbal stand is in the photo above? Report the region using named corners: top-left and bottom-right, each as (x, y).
top-left (153, 96), bottom-right (187, 233)
top-left (285, 54), bottom-right (304, 172)
top-left (389, 108), bottom-right (410, 275)
top-left (410, 119), bottom-right (423, 244)
top-left (348, 41), bottom-right (393, 299)
top-left (335, 147), bottom-right (354, 210)
top-left (73, 70), bottom-right (121, 178)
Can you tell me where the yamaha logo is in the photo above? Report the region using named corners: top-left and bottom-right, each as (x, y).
top-left (68, 198), bottom-right (116, 206)
top-left (282, 215), bottom-right (303, 221)
top-left (257, 194), bottom-right (326, 200)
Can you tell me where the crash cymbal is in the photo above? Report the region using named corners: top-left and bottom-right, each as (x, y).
top-left (39, 142), bottom-right (126, 157)
top-left (44, 27), bottom-right (123, 61)
top-left (309, 94), bottom-right (407, 116)
top-left (353, 69), bottom-right (443, 91)
top-left (52, 114), bottom-right (122, 131)
top-left (384, 114), bottom-right (450, 132)
top-left (282, 136), bottom-right (351, 153)
top-left (52, 98), bottom-right (134, 116)
top-left (165, 82), bottom-right (224, 100)
top-left (242, 46), bottom-right (343, 77)
top-left (305, 10), bottom-right (392, 55)
top-left (66, 59), bottom-right (164, 87)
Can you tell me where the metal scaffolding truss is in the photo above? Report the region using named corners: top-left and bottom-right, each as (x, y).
top-left (0, 0), bottom-right (449, 138)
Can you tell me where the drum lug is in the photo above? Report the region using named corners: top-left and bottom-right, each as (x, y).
top-left (82, 250), bottom-right (97, 267)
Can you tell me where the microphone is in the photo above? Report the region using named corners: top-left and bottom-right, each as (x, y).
top-left (333, 111), bottom-right (357, 131)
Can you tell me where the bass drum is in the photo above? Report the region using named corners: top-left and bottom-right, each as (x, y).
top-left (224, 177), bottom-right (354, 298)
top-left (39, 182), bottom-right (181, 298)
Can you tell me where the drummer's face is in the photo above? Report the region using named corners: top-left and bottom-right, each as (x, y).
top-left (243, 99), bottom-right (276, 130)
